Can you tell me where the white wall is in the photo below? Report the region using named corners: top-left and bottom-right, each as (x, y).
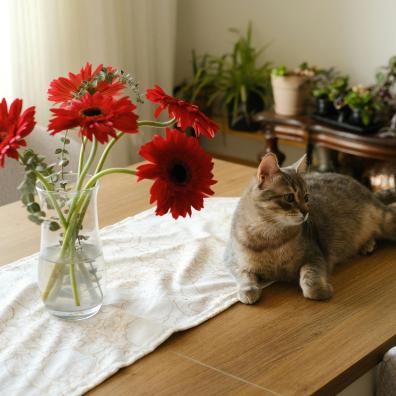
top-left (176, 0), bottom-right (396, 86)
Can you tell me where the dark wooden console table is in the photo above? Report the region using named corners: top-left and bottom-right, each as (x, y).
top-left (254, 111), bottom-right (396, 166)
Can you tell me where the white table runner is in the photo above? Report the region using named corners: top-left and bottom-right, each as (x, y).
top-left (0, 197), bottom-right (249, 396)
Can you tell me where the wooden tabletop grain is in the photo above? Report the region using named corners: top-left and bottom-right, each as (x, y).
top-left (1, 159), bottom-right (395, 396)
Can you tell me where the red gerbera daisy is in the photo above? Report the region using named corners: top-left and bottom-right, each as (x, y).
top-left (146, 85), bottom-right (219, 139)
top-left (0, 98), bottom-right (36, 167)
top-left (48, 92), bottom-right (138, 144)
top-left (48, 63), bottom-right (125, 103)
top-left (136, 128), bottom-right (216, 219)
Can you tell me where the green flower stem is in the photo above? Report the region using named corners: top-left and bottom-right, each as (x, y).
top-left (137, 117), bottom-right (176, 128)
top-left (68, 168), bottom-right (137, 250)
top-left (64, 137), bottom-right (98, 227)
top-left (94, 132), bottom-right (123, 174)
top-left (69, 231), bottom-right (80, 306)
top-left (76, 137), bottom-right (98, 191)
top-left (69, 168), bottom-right (136, 240)
top-left (84, 168), bottom-right (136, 190)
top-left (34, 171), bottom-right (67, 228)
top-left (42, 262), bottom-right (64, 301)
top-left (78, 137), bottom-right (88, 175)
top-left (42, 204), bottom-right (83, 301)
top-left (94, 118), bottom-right (176, 175)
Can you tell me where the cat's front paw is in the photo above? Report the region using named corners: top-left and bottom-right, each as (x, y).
top-left (302, 282), bottom-right (333, 301)
top-left (238, 287), bottom-right (262, 305)
top-left (360, 239), bottom-right (376, 255)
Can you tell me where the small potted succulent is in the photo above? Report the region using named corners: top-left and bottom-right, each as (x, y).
top-left (343, 85), bottom-right (382, 126)
top-left (271, 62), bottom-right (316, 116)
top-left (312, 70), bottom-right (349, 116)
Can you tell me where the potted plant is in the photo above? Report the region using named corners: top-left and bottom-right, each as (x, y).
top-left (343, 85), bottom-right (382, 126)
top-left (208, 23), bottom-right (272, 131)
top-left (374, 55), bottom-right (396, 120)
top-left (312, 70), bottom-right (349, 116)
top-left (271, 62), bottom-right (316, 116)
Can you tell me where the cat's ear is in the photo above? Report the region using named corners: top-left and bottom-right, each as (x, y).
top-left (257, 153), bottom-right (280, 185)
top-left (291, 154), bottom-right (308, 174)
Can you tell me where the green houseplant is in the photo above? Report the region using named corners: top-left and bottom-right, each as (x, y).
top-left (174, 50), bottom-right (221, 116)
top-left (208, 23), bottom-right (272, 131)
top-left (271, 62), bottom-right (316, 116)
top-left (312, 70), bottom-right (349, 116)
top-left (344, 85), bottom-right (382, 126)
top-left (374, 55), bottom-right (396, 123)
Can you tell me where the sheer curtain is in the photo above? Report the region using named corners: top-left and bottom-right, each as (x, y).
top-left (1, 0), bottom-right (178, 166)
top-left (0, 0), bottom-right (177, 204)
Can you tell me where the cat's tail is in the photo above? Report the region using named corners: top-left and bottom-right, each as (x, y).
top-left (375, 188), bottom-right (396, 205)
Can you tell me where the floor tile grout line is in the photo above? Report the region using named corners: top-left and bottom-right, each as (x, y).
top-left (172, 351), bottom-right (284, 396)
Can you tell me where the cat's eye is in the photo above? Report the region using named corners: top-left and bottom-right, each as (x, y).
top-left (304, 194), bottom-right (309, 202)
top-left (284, 193), bottom-right (295, 203)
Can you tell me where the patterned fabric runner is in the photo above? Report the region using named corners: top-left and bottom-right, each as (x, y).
top-left (0, 198), bottom-right (249, 395)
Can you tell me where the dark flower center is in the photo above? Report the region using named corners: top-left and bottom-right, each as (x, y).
top-left (168, 161), bottom-right (190, 185)
top-left (81, 107), bottom-right (103, 117)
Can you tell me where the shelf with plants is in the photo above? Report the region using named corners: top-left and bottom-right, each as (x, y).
top-left (310, 57), bottom-right (396, 133)
top-left (177, 22), bottom-right (396, 137)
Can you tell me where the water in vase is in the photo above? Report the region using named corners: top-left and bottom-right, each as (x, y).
top-left (38, 243), bottom-right (105, 320)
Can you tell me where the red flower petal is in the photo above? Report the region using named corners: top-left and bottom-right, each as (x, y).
top-left (48, 92), bottom-right (139, 143)
top-left (136, 128), bottom-right (216, 219)
top-left (146, 86), bottom-right (219, 139)
top-left (48, 62), bottom-right (126, 104)
top-left (0, 98), bottom-right (36, 167)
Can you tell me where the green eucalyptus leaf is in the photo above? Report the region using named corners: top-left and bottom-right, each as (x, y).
top-left (59, 159), bottom-right (69, 167)
top-left (49, 221), bottom-right (61, 232)
top-left (27, 202), bottom-right (41, 213)
top-left (28, 214), bottom-right (43, 225)
top-left (21, 193), bottom-right (34, 205)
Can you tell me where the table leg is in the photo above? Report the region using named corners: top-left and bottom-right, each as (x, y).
top-left (316, 146), bottom-right (337, 172)
top-left (261, 126), bottom-right (286, 165)
top-left (306, 142), bottom-right (314, 168)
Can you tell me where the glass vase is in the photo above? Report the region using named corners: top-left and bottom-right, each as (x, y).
top-left (37, 174), bottom-right (105, 320)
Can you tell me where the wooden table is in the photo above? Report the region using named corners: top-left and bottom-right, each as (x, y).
top-left (1, 159), bottom-right (396, 395)
top-left (255, 111), bottom-right (396, 166)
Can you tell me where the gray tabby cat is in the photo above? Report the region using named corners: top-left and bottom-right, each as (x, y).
top-left (225, 153), bottom-right (396, 304)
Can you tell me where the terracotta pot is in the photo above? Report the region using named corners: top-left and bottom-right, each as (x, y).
top-left (271, 74), bottom-right (310, 116)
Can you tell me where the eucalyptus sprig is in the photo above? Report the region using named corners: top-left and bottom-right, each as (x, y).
top-left (55, 132), bottom-right (70, 188)
top-left (115, 69), bottom-right (144, 104)
top-left (18, 149), bottom-right (61, 231)
top-left (72, 66), bottom-right (144, 105)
